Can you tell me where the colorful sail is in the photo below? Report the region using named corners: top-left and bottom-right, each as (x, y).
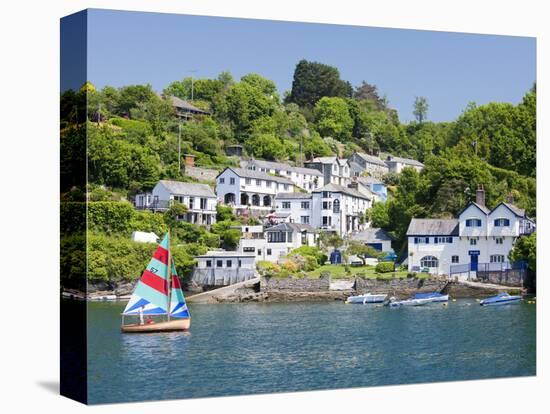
top-left (122, 233), bottom-right (171, 316)
top-left (169, 260), bottom-right (190, 318)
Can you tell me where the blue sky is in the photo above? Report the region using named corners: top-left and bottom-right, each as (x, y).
top-left (83, 9), bottom-right (536, 122)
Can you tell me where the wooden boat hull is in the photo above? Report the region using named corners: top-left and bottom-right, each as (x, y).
top-left (121, 318), bottom-right (191, 333)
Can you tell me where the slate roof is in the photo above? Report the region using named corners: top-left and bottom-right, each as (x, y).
top-left (169, 96), bottom-right (210, 114)
top-left (351, 228), bottom-right (393, 242)
top-left (354, 152), bottom-right (387, 167)
top-left (309, 156), bottom-right (337, 164)
top-left (406, 219), bottom-right (459, 236)
top-left (313, 183), bottom-right (371, 200)
top-left (158, 180), bottom-right (215, 197)
top-left (500, 202), bottom-right (526, 217)
top-left (219, 167), bottom-right (295, 185)
top-left (386, 155), bottom-right (424, 167)
top-left (265, 222), bottom-right (317, 233)
top-left (356, 176), bottom-right (384, 185)
top-left (247, 159), bottom-right (322, 176)
top-left (458, 201), bottom-right (491, 216)
top-left (275, 192), bottom-right (312, 200)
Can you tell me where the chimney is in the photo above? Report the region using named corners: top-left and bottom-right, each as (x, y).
top-left (506, 192), bottom-right (514, 204)
top-left (183, 154), bottom-right (195, 168)
top-left (475, 185), bottom-right (485, 206)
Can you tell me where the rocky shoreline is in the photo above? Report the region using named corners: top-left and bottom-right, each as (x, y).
top-left (65, 275), bottom-right (525, 303)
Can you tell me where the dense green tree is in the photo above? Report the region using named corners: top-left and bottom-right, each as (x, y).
top-left (303, 131), bottom-right (333, 159)
top-left (313, 97), bottom-right (354, 141)
top-left (245, 133), bottom-right (286, 160)
top-left (509, 232), bottom-right (536, 272)
top-left (287, 59), bottom-right (352, 107)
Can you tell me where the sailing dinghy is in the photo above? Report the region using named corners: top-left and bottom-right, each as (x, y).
top-left (121, 233), bottom-right (191, 333)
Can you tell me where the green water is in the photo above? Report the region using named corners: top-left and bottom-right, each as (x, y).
top-left (85, 299), bottom-right (536, 404)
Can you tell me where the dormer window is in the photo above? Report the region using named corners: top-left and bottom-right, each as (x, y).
top-left (465, 219), bottom-right (482, 227)
top-left (494, 218), bottom-right (510, 227)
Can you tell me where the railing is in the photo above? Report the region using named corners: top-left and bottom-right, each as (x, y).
top-left (450, 261), bottom-right (527, 275)
top-left (135, 200), bottom-right (171, 210)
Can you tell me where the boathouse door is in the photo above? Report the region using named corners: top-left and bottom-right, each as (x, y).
top-left (469, 252), bottom-right (479, 271)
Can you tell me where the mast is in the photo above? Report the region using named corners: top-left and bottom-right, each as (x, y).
top-left (166, 231), bottom-right (172, 321)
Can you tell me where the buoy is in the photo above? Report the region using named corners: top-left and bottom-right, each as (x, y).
top-left (452, 299), bottom-right (457, 302)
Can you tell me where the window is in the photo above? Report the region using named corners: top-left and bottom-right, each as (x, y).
top-left (434, 236), bottom-right (453, 244)
top-left (229, 177), bottom-right (235, 185)
top-left (200, 198), bottom-right (207, 209)
top-left (267, 232), bottom-right (286, 243)
top-left (206, 260), bottom-right (212, 268)
top-left (245, 178), bottom-right (252, 185)
top-left (282, 201), bottom-right (291, 209)
top-left (188, 197), bottom-right (194, 209)
top-left (243, 247), bottom-right (255, 252)
top-left (333, 199), bottom-right (340, 213)
top-left (255, 179), bottom-right (260, 186)
top-left (322, 191), bottom-right (331, 198)
top-left (322, 216), bottom-right (332, 226)
top-left (490, 255), bottom-right (505, 263)
top-left (257, 249), bottom-right (262, 256)
top-left (413, 237), bottom-right (430, 244)
top-left (267, 249), bottom-right (272, 256)
top-left (494, 218), bottom-right (510, 227)
top-left (216, 260), bottom-right (223, 267)
top-left (300, 216), bottom-right (310, 224)
top-left (219, 178), bottom-right (225, 184)
top-left (420, 256), bottom-right (439, 268)
top-left (284, 184), bottom-right (289, 191)
top-left (465, 218), bottom-right (482, 227)
top-left (470, 238), bottom-right (477, 246)
top-left (495, 237), bottom-right (504, 245)
top-left (238, 260), bottom-right (242, 267)
top-left (301, 201), bottom-right (310, 209)
top-left (451, 255), bottom-right (459, 264)
top-left (322, 201), bottom-right (332, 210)
top-left (226, 260), bottom-right (232, 268)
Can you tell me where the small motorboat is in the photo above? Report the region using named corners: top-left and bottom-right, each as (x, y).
top-left (346, 293), bottom-right (387, 304)
top-left (413, 292), bottom-right (449, 303)
top-left (480, 293), bottom-right (522, 306)
top-left (386, 297), bottom-right (431, 307)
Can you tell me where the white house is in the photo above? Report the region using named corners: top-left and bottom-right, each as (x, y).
top-left (304, 157), bottom-right (351, 187)
top-left (243, 159), bottom-right (324, 191)
top-left (274, 183), bottom-right (372, 235)
top-left (350, 228), bottom-right (393, 252)
top-left (131, 231), bottom-right (159, 244)
top-left (385, 155), bottom-right (424, 173)
top-left (237, 223), bottom-right (318, 263)
top-left (407, 187), bottom-right (535, 277)
top-left (348, 152), bottom-right (389, 178)
top-left (191, 250), bottom-right (257, 286)
top-left (215, 167), bottom-right (295, 214)
top-left (134, 180), bottom-right (217, 225)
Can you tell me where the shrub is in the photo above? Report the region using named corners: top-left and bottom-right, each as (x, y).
top-left (289, 246), bottom-right (327, 268)
top-left (281, 260), bottom-right (299, 273)
top-left (257, 261), bottom-right (281, 276)
top-left (375, 261), bottom-right (395, 273)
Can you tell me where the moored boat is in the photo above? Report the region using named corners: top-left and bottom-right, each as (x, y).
top-left (346, 293), bottom-right (387, 304)
top-left (387, 297), bottom-right (431, 307)
top-left (121, 233), bottom-right (191, 333)
top-left (413, 292), bottom-right (449, 303)
top-left (480, 293), bottom-right (522, 306)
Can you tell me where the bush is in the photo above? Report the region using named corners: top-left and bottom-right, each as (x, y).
top-left (257, 261), bottom-right (281, 276)
top-left (290, 246), bottom-right (327, 269)
top-left (375, 261), bottom-right (395, 273)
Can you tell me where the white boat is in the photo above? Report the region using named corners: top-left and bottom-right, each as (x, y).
top-left (387, 297), bottom-right (431, 307)
top-left (413, 292), bottom-right (449, 303)
top-left (346, 293), bottom-right (387, 304)
top-left (480, 293), bottom-right (522, 306)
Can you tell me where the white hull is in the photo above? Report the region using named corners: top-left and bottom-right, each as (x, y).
top-left (388, 298), bottom-right (431, 307)
top-left (346, 294), bottom-right (387, 304)
top-left (480, 298), bottom-right (521, 306)
top-left (426, 294), bottom-right (449, 303)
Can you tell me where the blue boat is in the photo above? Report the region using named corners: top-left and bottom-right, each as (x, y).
top-left (480, 293), bottom-right (522, 306)
top-left (413, 292), bottom-right (449, 303)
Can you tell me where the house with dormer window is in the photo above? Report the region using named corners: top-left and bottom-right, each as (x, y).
top-left (406, 185), bottom-right (535, 277)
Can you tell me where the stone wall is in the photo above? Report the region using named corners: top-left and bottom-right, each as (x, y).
top-left (184, 166), bottom-right (219, 182)
top-left (260, 275), bottom-right (330, 292)
top-left (355, 277), bottom-right (448, 298)
top-left (475, 269), bottom-right (524, 287)
top-left (192, 268), bottom-right (256, 287)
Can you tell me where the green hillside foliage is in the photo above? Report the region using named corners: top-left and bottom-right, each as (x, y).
top-left (60, 60), bottom-right (536, 284)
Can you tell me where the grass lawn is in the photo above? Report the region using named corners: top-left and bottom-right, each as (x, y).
top-left (306, 264), bottom-right (412, 279)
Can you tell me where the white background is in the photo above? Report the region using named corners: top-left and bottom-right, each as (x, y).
top-left (0, 0), bottom-right (547, 412)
